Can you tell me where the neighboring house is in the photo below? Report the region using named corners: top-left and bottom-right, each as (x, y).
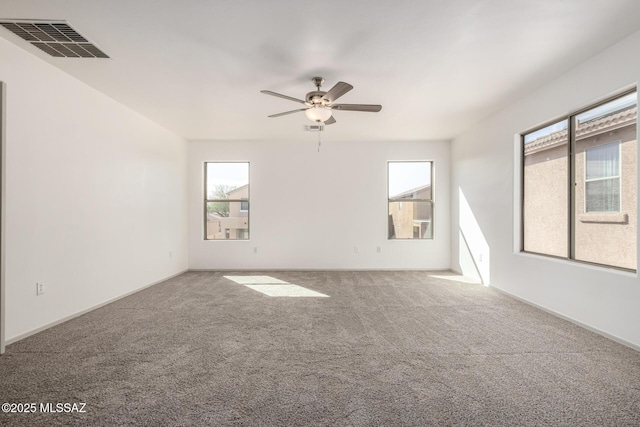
top-left (524, 106), bottom-right (637, 269)
top-left (206, 184), bottom-right (249, 239)
top-left (389, 185), bottom-right (432, 239)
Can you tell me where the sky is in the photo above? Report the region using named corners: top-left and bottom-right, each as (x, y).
top-left (206, 162), bottom-right (249, 191)
top-left (388, 161), bottom-right (431, 198)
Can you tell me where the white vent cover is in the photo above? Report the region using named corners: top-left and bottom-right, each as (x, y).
top-left (0, 20), bottom-right (109, 58)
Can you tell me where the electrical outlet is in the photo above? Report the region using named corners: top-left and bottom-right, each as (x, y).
top-left (377, 246), bottom-right (381, 253)
top-left (354, 246), bottom-right (359, 253)
top-left (169, 251), bottom-right (173, 259)
top-left (253, 247), bottom-right (258, 254)
top-left (36, 282), bottom-right (44, 296)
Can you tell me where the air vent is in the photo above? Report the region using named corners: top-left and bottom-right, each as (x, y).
top-left (0, 20), bottom-right (109, 58)
top-left (304, 125), bottom-right (324, 132)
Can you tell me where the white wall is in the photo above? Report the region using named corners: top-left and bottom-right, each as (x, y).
top-left (189, 139), bottom-right (450, 270)
top-left (0, 38), bottom-right (188, 342)
top-left (451, 31), bottom-right (640, 347)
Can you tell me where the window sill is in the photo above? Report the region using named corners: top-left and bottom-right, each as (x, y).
top-left (578, 213), bottom-right (628, 224)
top-left (517, 251), bottom-right (637, 277)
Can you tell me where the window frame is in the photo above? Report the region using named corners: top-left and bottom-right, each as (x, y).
top-left (520, 88), bottom-right (637, 271)
top-left (387, 160), bottom-right (435, 240)
top-left (521, 117), bottom-right (570, 261)
top-left (204, 162), bottom-right (250, 241)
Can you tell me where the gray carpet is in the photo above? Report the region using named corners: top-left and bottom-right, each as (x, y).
top-left (1, 270), bottom-right (639, 426)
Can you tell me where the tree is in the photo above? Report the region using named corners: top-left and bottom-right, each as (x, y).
top-left (207, 184), bottom-right (236, 217)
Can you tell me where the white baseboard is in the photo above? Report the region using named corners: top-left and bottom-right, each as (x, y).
top-left (490, 285), bottom-right (640, 352)
top-left (5, 269), bottom-right (188, 346)
top-left (187, 267), bottom-right (451, 272)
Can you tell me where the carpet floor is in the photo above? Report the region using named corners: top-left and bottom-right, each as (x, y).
top-left (1, 270), bottom-right (639, 426)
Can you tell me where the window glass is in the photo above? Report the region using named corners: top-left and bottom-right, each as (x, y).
top-left (388, 161), bottom-right (433, 239)
top-left (206, 163), bottom-right (249, 198)
top-left (388, 201), bottom-right (433, 239)
top-left (388, 162), bottom-right (432, 199)
top-left (205, 162), bottom-right (250, 240)
top-left (523, 120), bottom-right (569, 258)
top-left (573, 93), bottom-right (636, 269)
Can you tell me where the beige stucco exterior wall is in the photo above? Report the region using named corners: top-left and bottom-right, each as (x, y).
top-left (523, 142), bottom-right (569, 257)
top-left (574, 124), bottom-right (637, 269)
top-left (228, 185), bottom-right (249, 219)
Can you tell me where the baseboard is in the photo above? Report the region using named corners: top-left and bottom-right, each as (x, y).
top-left (5, 269), bottom-right (188, 346)
top-left (490, 285), bottom-right (640, 352)
top-left (187, 267), bottom-right (451, 272)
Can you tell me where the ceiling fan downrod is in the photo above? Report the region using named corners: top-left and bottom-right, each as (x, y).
top-left (311, 76), bottom-right (325, 91)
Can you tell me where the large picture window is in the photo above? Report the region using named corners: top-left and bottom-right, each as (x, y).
top-left (205, 162), bottom-right (249, 240)
top-left (522, 90), bottom-right (637, 270)
top-left (388, 161), bottom-right (433, 239)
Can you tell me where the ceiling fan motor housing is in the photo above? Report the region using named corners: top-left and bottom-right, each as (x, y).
top-left (305, 90), bottom-right (329, 106)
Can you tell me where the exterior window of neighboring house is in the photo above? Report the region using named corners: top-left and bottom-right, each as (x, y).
top-left (585, 142), bottom-right (620, 213)
top-left (205, 162), bottom-right (250, 240)
top-left (388, 161), bottom-right (433, 239)
top-left (522, 90), bottom-right (636, 270)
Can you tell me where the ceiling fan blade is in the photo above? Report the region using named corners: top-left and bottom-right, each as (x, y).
top-left (323, 82), bottom-right (353, 103)
top-left (268, 108), bottom-right (308, 118)
top-left (324, 116), bottom-right (336, 125)
top-left (260, 90), bottom-right (307, 105)
top-left (331, 104), bottom-right (382, 112)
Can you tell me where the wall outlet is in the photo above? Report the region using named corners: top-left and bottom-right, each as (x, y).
top-left (377, 246), bottom-right (381, 253)
top-left (36, 282), bottom-right (44, 296)
top-left (354, 246), bottom-right (359, 253)
top-left (169, 251), bottom-right (173, 259)
top-left (253, 247), bottom-right (258, 254)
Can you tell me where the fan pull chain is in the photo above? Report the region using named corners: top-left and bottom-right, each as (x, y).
top-left (318, 131), bottom-right (322, 152)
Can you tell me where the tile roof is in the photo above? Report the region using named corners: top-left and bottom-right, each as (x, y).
top-left (524, 106), bottom-right (636, 155)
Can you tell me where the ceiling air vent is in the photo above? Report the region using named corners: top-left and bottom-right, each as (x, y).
top-left (304, 125), bottom-right (324, 132)
top-left (0, 20), bottom-right (109, 58)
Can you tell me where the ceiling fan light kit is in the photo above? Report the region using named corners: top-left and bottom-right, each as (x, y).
top-left (261, 77), bottom-right (382, 126)
top-left (305, 106), bottom-right (332, 122)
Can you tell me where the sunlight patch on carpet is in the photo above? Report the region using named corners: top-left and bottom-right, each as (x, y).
top-left (428, 274), bottom-right (481, 284)
top-left (224, 276), bottom-right (329, 297)
top-left (224, 275), bottom-right (288, 285)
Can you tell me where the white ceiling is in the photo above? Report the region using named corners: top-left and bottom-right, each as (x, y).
top-left (2, 0), bottom-right (640, 142)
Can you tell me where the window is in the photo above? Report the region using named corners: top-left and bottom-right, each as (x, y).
top-left (523, 119), bottom-right (569, 258)
top-left (522, 90), bottom-right (637, 270)
top-left (388, 161), bottom-right (433, 239)
top-left (585, 142), bottom-right (620, 213)
top-left (205, 162), bottom-right (249, 240)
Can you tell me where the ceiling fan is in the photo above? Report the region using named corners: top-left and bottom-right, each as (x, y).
top-left (261, 77), bottom-right (382, 125)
